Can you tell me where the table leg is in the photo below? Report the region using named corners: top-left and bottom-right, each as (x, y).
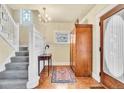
top-left (48, 59), bottom-right (49, 76)
top-left (43, 60), bottom-right (45, 69)
top-left (38, 60), bottom-right (40, 76)
top-left (51, 58), bottom-right (52, 73)
top-left (51, 58), bottom-right (52, 67)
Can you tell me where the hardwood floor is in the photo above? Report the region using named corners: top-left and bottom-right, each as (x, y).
top-left (36, 66), bottom-right (104, 89)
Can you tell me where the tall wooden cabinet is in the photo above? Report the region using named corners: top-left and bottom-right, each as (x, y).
top-left (70, 24), bottom-right (92, 77)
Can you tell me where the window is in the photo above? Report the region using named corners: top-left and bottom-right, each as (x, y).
top-left (20, 9), bottom-right (32, 24)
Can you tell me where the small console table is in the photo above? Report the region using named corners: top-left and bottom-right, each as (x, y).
top-left (38, 54), bottom-right (52, 76)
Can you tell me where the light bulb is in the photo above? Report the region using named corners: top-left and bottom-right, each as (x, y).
top-left (45, 14), bottom-right (48, 18)
top-left (48, 17), bottom-right (51, 21)
top-left (38, 14), bottom-right (41, 17)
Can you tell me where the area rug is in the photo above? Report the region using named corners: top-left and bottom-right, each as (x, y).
top-left (51, 66), bottom-right (76, 83)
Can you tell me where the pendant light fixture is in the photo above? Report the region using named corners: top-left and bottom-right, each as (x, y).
top-left (38, 7), bottom-right (51, 23)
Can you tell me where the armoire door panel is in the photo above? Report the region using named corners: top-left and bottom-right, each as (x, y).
top-left (70, 24), bottom-right (92, 77)
top-left (76, 28), bottom-right (92, 76)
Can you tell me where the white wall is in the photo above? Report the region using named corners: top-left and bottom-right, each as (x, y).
top-left (42, 23), bottom-right (74, 65)
top-left (32, 11), bottom-right (74, 65)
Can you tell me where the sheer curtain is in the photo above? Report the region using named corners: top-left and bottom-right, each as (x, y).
top-left (103, 9), bottom-right (124, 83)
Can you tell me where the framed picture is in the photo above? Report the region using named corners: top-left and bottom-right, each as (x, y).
top-left (54, 32), bottom-right (70, 44)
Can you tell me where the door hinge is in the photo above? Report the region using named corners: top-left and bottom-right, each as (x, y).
top-left (99, 22), bottom-right (101, 26)
top-left (99, 47), bottom-right (101, 52)
top-left (99, 72), bottom-right (101, 76)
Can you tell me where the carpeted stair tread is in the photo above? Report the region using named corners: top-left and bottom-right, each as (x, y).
top-left (0, 79), bottom-right (27, 89)
top-left (16, 51), bottom-right (29, 53)
top-left (11, 56), bottom-right (29, 58)
top-left (6, 62), bottom-right (29, 65)
top-left (0, 70), bottom-right (28, 79)
top-left (19, 47), bottom-right (28, 51)
top-left (0, 70), bottom-right (28, 74)
top-left (0, 79), bottom-right (27, 84)
top-left (13, 56), bottom-right (29, 57)
top-left (17, 51), bottom-right (29, 52)
top-left (11, 56), bottom-right (29, 62)
top-left (15, 51), bottom-right (29, 56)
top-left (11, 61), bottom-right (29, 63)
top-left (5, 62), bottom-right (29, 70)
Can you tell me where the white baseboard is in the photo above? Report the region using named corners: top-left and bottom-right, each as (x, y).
top-left (92, 72), bottom-right (100, 82)
top-left (0, 50), bottom-right (15, 72)
top-left (51, 61), bottom-right (70, 66)
top-left (27, 76), bottom-right (40, 89)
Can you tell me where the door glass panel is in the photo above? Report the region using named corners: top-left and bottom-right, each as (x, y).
top-left (103, 9), bottom-right (124, 83)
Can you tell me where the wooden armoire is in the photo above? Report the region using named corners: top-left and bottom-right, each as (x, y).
top-left (70, 24), bottom-right (92, 77)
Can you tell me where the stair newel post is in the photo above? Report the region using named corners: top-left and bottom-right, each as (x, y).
top-left (27, 25), bottom-right (39, 88)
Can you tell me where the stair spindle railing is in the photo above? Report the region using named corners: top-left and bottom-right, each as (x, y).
top-left (0, 4), bottom-right (19, 50)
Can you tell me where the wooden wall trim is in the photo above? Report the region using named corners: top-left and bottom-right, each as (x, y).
top-left (100, 4), bottom-right (124, 21)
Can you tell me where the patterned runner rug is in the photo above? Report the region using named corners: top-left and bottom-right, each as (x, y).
top-left (51, 66), bottom-right (76, 83)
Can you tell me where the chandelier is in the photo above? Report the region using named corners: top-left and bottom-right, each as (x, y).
top-left (38, 7), bottom-right (51, 23)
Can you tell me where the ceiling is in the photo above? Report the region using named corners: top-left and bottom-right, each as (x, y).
top-left (7, 4), bottom-right (95, 22)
